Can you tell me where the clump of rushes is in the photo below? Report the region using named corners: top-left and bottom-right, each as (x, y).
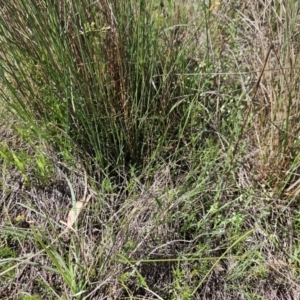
top-left (0, 0), bottom-right (199, 179)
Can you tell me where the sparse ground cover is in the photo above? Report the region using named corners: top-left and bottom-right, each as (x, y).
top-left (1, 0), bottom-right (300, 299)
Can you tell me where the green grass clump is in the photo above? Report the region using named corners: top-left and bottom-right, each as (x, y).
top-left (1, 0), bottom-right (300, 299)
top-left (0, 0), bottom-right (213, 179)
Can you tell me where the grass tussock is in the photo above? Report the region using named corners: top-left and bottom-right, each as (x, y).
top-left (1, 0), bottom-right (300, 299)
